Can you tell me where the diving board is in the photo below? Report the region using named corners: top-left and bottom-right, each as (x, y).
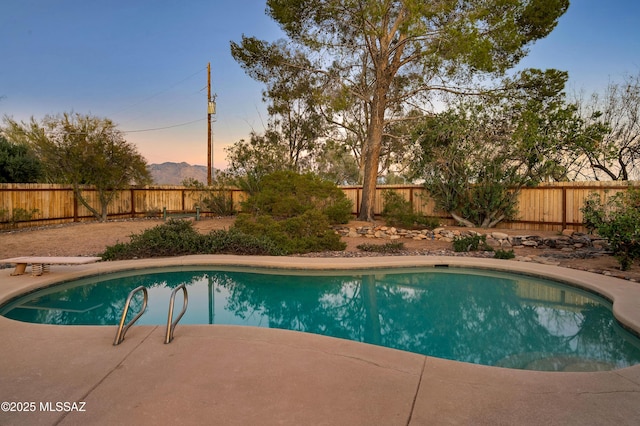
top-left (1, 256), bottom-right (102, 276)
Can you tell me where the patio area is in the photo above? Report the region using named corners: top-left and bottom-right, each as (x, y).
top-left (1, 256), bottom-right (639, 425)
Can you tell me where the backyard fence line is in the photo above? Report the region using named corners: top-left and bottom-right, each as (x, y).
top-left (1, 182), bottom-right (638, 232)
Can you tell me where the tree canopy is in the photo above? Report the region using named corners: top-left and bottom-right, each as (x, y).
top-left (232, 0), bottom-right (569, 220)
top-left (575, 72), bottom-right (640, 180)
top-left (0, 134), bottom-right (43, 183)
top-left (3, 113), bottom-right (151, 221)
top-left (410, 69), bottom-right (602, 228)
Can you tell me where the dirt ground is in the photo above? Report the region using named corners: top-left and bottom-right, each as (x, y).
top-left (1, 217), bottom-right (639, 281)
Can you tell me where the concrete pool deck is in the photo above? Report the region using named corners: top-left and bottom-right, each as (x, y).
top-left (1, 255), bottom-right (639, 425)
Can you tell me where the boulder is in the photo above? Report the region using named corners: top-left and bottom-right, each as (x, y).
top-left (491, 232), bottom-right (509, 240)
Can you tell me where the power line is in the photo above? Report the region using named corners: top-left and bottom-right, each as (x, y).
top-left (123, 118), bottom-right (205, 133)
top-left (108, 67), bottom-right (207, 118)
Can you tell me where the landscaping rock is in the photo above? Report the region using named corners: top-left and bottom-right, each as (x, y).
top-left (491, 231), bottom-right (509, 240)
top-left (332, 224), bottom-right (616, 269)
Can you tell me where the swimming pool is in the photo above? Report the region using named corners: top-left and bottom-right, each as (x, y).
top-left (2, 266), bottom-right (640, 371)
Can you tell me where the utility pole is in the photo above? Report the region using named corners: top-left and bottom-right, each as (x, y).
top-left (207, 62), bottom-right (212, 186)
top-left (207, 63), bottom-right (218, 185)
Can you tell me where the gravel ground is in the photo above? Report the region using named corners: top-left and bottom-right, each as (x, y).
top-left (1, 217), bottom-right (638, 281)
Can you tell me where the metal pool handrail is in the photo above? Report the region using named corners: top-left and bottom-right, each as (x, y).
top-left (113, 286), bottom-right (148, 346)
top-left (165, 283), bottom-right (188, 344)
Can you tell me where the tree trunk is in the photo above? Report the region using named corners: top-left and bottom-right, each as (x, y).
top-left (358, 89), bottom-right (387, 221)
top-left (355, 15), bottom-right (404, 221)
top-left (101, 203), bottom-right (108, 222)
top-left (73, 185), bottom-right (103, 222)
top-left (450, 212), bottom-right (476, 228)
top-left (99, 190), bottom-right (118, 223)
top-left (359, 146), bottom-right (380, 221)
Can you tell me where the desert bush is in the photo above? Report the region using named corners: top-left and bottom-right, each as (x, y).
top-left (241, 170), bottom-right (352, 224)
top-left (0, 207), bottom-right (39, 228)
top-left (381, 190), bottom-right (437, 229)
top-left (101, 219), bottom-right (281, 260)
top-left (420, 216), bottom-right (442, 230)
top-left (203, 228), bottom-right (283, 255)
top-left (494, 249), bottom-right (516, 259)
top-left (102, 219), bottom-right (205, 260)
top-left (581, 187), bottom-right (640, 270)
top-left (233, 214), bottom-right (288, 248)
top-left (183, 177), bottom-right (235, 216)
top-left (381, 190), bottom-right (416, 228)
top-left (234, 210), bottom-right (346, 254)
top-left (231, 171), bottom-right (349, 254)
top-left (357, 242), bottom-right (405, 253)
top-left (452, 234), bottom-right (493, 252)
top-left (203, 190), bottom-right (235, 216)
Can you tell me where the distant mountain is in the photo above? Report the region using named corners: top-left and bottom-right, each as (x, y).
top-left (148, 162), bottom-right (210, 185)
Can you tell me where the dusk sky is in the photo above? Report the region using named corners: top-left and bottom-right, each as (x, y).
top-left (2, 1), bottom-right (639, 169)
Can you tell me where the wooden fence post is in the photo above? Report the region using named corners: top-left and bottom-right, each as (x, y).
top-left (73, 189), bottom-right (79, 222)
top-left (130, 188), bottom-right (136, 218)
top-left (562, 187), bottom-right (567, 230)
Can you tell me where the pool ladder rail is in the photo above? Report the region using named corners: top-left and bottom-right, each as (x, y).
top-left (113, 286), bottom-right (148, 346)
top-left (112, 284), bottom-right (189, 346)
top-left (165, 283), bottom-right (188, 344)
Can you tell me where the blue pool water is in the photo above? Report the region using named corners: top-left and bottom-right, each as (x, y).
top-left (2, 266), bottom-right (640, 371)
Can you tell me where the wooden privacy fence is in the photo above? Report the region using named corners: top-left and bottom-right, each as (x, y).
top-left (343, 182), bottom-right (638, 232)
top-left (0, 184), bottom-right (247, 230)
top-left (1, 182), bottom-right (638, 232)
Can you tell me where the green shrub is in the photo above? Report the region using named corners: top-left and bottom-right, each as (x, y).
top-left (99, 242), bottom-right (133, 261)
top-left (323, 197), bottom-right (354, 225)
top-left (183, 177), bottom-right (235, 216)
top-left (203, 228), bottom-right (283, 255)
top-left (234, 210), bottom-right (346, 254)
top-left (200, 189), bottom-right (235, 216)
top-left (102, 219), bottom-right (204, 260)
top-left (233, 213), bottom-right (289, 248)
top-left (452, 234), bottom-right (493, 252)
top-left (381, 190), bottom-right (436, 229)
top-left (357, 242), bottom-right (405, 253)
top-left (241, 171), bottom-right (352, 224)
top-left (382, 190), bottom-right (415, 228)
top-left (231, 171), bottom-right (350, 255)
top-left (419, 216), bottom-right (441, 230)
top-left (581, 187), bottom-right (640, 270)
top-left (494, 249), bottom-right (515, 259)
top-left (101, 219), bottom-right (282, 260)
top-left (0, 207), bottom-right (39, 228)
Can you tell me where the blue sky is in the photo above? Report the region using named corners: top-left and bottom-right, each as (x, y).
top-left (2, 1), bottom-right (639, 168)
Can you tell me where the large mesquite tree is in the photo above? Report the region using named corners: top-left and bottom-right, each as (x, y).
top-left (411, 69), bottom-right (603, 228)
top-left (231, 0), bottom-right (569, 220)
top-left (4, 113), bottom-right (151, 221)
